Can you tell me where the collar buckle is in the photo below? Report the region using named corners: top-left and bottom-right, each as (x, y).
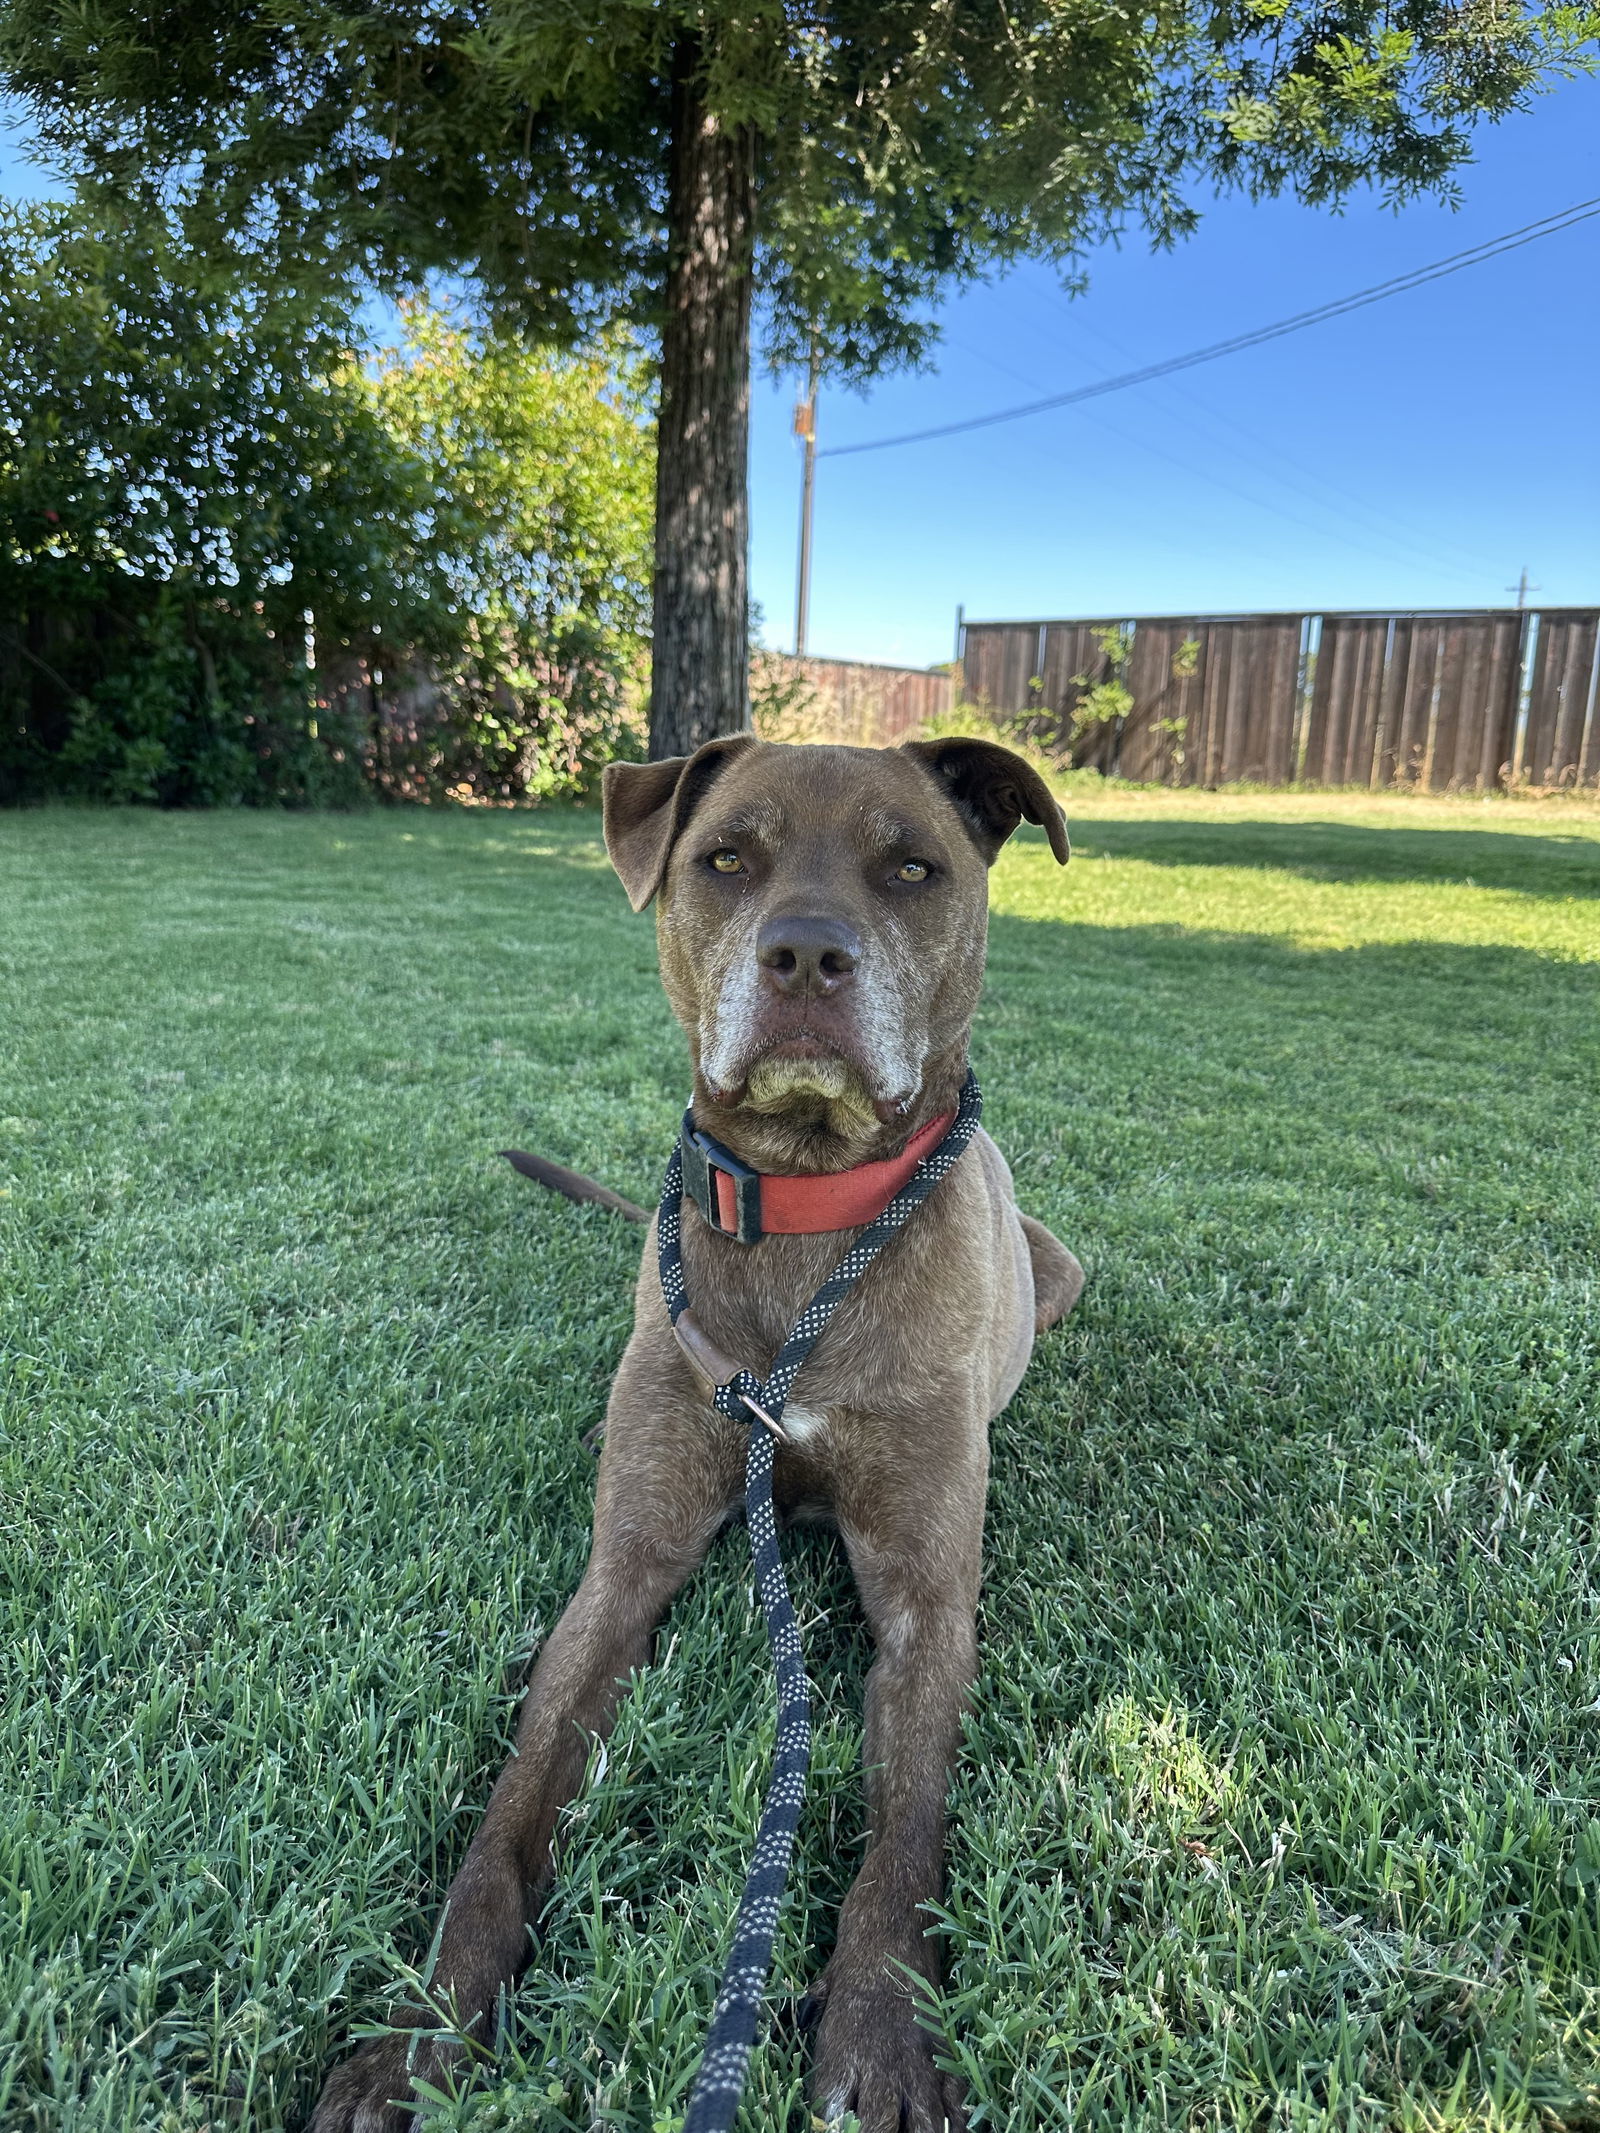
top-left (680, 1116), bottom-right (764, 1244)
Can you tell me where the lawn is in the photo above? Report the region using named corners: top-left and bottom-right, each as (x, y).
top-left (2, 786), bottom-right (1598, 2133)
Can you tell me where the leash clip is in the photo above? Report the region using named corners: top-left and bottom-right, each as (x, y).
top-left (671, 1309), bottom-right (791, 1445)
top-left (736, 1390), bottom-right (789, 1446)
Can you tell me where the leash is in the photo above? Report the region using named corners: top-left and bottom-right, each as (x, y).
top-left (656, 1071), bottom-right (984, 2132)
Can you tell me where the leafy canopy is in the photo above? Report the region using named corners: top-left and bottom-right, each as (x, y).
top-left (0, 201), bottom-right (435, 643)
top-left (0, 201), bottom-right (653, 804)
top-left (0, 198), bottom-right (443, 803)
top-left (4, 0), bottom-right (1595, 382)
top-left (367, 304), bottom-right (652, 703)
top-left (364, 304), bottom-right (655, 796)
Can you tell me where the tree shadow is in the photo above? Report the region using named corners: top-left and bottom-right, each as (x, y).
top-left (982, 906), bottom-right (1599, 1031)
top-left (1063, 818), bottom-right (1600, 898)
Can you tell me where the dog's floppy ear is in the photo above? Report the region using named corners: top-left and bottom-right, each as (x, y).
top-left (602, 734), bottom-right (758, 911)
top-left (901, 736), bottom-right (1069, 866)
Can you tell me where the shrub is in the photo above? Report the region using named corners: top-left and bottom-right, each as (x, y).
top-left (0, 206), bottom-right (653, 806)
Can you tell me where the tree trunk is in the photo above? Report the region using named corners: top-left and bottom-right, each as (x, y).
top-left (649, 37), bottom-right (754, 760)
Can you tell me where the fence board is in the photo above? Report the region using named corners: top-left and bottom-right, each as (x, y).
top-left (1244, 618), bottom-right (1302, 782)
top-left (1202, 625), bottom-right (1231, 783)
top-left (1220, 623), bottom-right (1251, 782)
top-left (1308, 616), bottom-right (1385, 785)
top-left (1401, 623), bottom-right (1446, 786)
top-left (1044, 621), bottom-right (1124, 771)
top-left (956, 625), bottom-right (1010, 715)
top-left (1429, 623), bottom-right (1469, 789)
top-left (1470, 616), bottom-right (1523, 789)
top-left (957, 607), bottom-right (1598, 789)
top-left (1038, 622), bottom-right (1106, 755)
top-left (1373, 618), bottom-right (1411, 787)
top-left (1120, 620), bottom-right (1197, 782)
top-left (1525, 613), bottom-right (1600, 786)
top-left (755, 654), bottom-right (953, 743)
top-left (1581, 627), bottom-right (1600, 787)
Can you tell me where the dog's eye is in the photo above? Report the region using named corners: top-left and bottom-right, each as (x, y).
top-left (895, 860), bottom-right (930, 883)
top-left (709, 849), bottom-right (743, 874)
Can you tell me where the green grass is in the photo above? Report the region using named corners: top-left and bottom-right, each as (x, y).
top-left (2, 789), bottom-right (1598, 2133)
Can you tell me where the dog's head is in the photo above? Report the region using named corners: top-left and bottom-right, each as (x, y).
top-left (602, 736), bottom-right (1067, 1164)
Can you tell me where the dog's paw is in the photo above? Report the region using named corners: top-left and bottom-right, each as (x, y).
top-left (806, 1972), bottom-right (968, 2133)
top-left (306, 2030), bottom-right (463, 2133)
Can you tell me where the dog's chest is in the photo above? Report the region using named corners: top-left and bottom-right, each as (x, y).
top-left (768, 1403), bottom-right (846, 1523)
top-left (779, 1401), bottom-right (828, 1445)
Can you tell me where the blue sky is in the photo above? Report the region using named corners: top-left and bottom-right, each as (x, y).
top-left (6, 73), bottom-right (1597, 668)
top-left (753, 72), bottom-right (1600, 665)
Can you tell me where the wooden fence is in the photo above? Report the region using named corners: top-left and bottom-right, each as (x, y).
top-left (755, 652), bottom-right (954, 744)
top-left (959, 609), bottom-right (1600, 790)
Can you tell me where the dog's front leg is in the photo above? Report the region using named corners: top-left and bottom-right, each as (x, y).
top-left (310, 1391), bottom-right (733, 2133)
top-left (808, 1474), bottom-right (983, 2133)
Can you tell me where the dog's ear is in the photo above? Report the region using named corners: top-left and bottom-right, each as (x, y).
top-left (901, 736), bottom-right (1069, 865)
top-left (601, 734), bottom-right (758, 911)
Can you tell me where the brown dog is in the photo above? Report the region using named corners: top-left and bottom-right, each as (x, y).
top-left (311, 734), bottom-right (1083, 2133)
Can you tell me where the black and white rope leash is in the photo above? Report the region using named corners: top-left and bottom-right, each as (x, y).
top-left (659, 1072), bottom-right (984, 2132)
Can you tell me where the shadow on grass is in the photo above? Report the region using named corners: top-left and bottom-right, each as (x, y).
top-left (1064, 818), bottom-right (1600, 896)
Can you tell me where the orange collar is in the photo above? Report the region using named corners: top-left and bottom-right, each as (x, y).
top-left (679, 1106), bottom-right (957, 1244)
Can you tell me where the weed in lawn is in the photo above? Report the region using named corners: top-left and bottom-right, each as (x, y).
top-left (1, 792), bottom-right (1597, 2131)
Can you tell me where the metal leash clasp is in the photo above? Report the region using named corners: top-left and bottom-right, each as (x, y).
top-left (672, 1308), bottom-right (790, 1445)
top-left (736, 1388), bottom-right (788, 1445)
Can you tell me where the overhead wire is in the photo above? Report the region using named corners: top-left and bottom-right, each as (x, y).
top-left (997, 285), bottom-right (1516, 581)
top-left (940, 329), bottom-right (1499, 585)
top-left (819, 197), bottom-right (1600, 459)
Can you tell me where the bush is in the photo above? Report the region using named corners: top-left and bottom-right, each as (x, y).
top-left (356, 305), bottom-right (653, 802)
top-left (0, 204), bottom-right (653, 806)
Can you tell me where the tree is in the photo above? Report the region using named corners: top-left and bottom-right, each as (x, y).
top-left (0, 199), bottom-right (443, 803)
top-left (0, 203), bottom-right (655, 804)
top-left (363, 305), bottom-right (654, 798)
top-left (3, 3), bottom-right (1593, 760)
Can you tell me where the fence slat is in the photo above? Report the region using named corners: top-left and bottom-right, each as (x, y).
top-left (953, 609), bottom-right (1600, 788)
top-left (1529, 614), bottom-right (1600, 786)
top-left (756, 654), bottom-right (953, 743)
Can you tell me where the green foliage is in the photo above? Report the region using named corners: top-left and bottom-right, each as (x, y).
top-left (0, 199), bottom-right (441, 804)
top-left (1, 793), bottom-right (1598, 2128)
top-left (0, 205), bottom-right (653, 806)
top-left (360, 305), bottom-right (653, 800)
top-left (1150, 637), bottom-right (1202, 770)
top-left (749, 647), bottom-right (826, 742)
top-left (1071, 624), bottom-right (1137, 737)
top-left (2, 0), bottom-right (1594, 389)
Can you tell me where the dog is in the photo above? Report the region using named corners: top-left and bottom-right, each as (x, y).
top-left (311, 733), bottom-right (1083, 2133)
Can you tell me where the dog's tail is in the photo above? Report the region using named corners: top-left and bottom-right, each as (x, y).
top-left (500, 1150), bottom-right (650, 1225)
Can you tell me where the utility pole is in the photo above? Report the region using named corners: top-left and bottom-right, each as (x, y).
top-left (1508, 566), bottom-right (1539, 611)
top-left (793, 339), bottom-right (818, 657)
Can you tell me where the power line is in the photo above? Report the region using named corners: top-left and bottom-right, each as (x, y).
top-left (1002, 288), bottom-right (1517, 580)
top-left (819, 198), bottom-right (1600, 459)
top-left (940, 328), bottom-right (1504, 584)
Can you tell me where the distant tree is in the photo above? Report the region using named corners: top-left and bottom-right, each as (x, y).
top-left (0, 206), bottom-right (654, 804)
top-left (3, 2), bottom-right (1593, 756)
top-left (364, 305), bottom-right (654, 798)
top-left (0, 199), bottom-right (440, 803)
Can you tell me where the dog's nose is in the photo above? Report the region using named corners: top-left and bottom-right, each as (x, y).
top-left (756, 914), bottom-right (861, 997)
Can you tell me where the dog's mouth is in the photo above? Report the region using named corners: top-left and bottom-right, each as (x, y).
top-left (709, 1031), bottom-right (914, 1130)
